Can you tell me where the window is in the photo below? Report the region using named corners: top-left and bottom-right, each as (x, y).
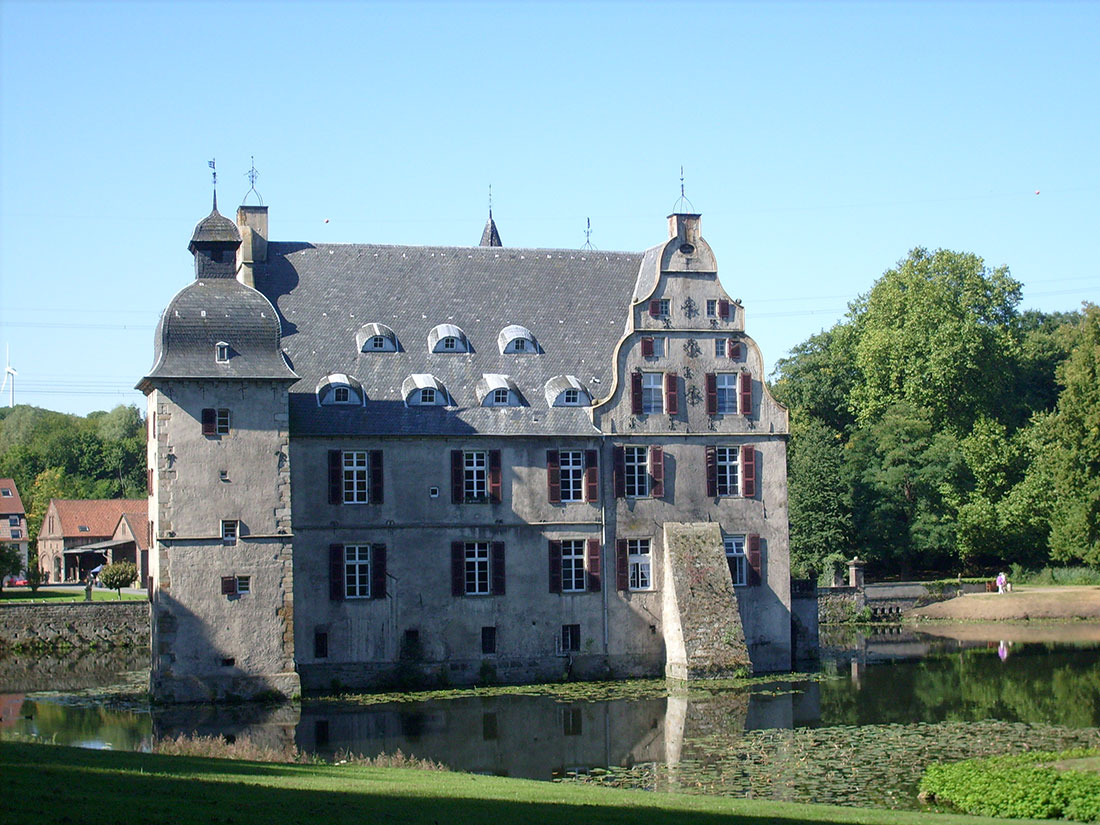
top-left (716, 374), bottom-right (737, 414)
top-left (563, 389), bottom-right (579, 405)
top-left (221, 520), bottom-right (238, 544)
top-left (201, 408), bottom-right (231, 435)
top-left (216, 409), bottom-right (230, 433)
top-left (491, 387), bottom-right (510, 405)
top-left (628, 539), bottom-right (651, 590)
top-left (344, 544), bottom-right (373, 598)
top-left (10, 529), bottom-right (22, 539)
top-left (559, 450), bottom-right (584, 502)
top-left (235, 575), bottom-right (251, 594)
top-left (641, 373), bottom-right (663, 414)
top-left (641, 337), bottom-right (665, 359)
top-left (0, 488), bottom-right (11, 497)
top-left (561, 540), bottom-right (586, 592)
top-left (725, 536), bottom-right (747, 587)
top-left (715, 338), bottom-right (726, 358)
top-left (706, 299), bottom-right (717, 317)
top-left (481, 626), bottom-right (497, 655)
top-left (464, 542), bottom-right (490, 595)
top-left (371, 336), bottom-right (385, 350)
top-left (314, 631), bottom-right (329, 659)
top-left (8, 515), bottom-right (18, 527)
top-left (512, 338), bottom-right (526, 352)
top-left (420, 387), bottom-right (437, 404)
top-left (333, 387), bottom-right (350, 403)
top-left (215, 342), bottom-right (229, 363)
top-left (648, 299), bottom-right (670, 318)
top-left (464, 451), bottom-right (487, 500)
top-left (716, 447), bottom-right (740, 496)
top-left (443, 337), bottom-right (456, 350)
top-left (624, 446), bottom-right (648, 498)
top-left (561, 623), bottom-right (581, 653)
top-left (343, 451), bottom-right (370, 503)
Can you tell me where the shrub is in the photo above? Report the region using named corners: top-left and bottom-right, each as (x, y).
top-left (920, 749), bottom-right (1100, 822)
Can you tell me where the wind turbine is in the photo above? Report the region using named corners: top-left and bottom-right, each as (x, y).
top-left (1, 346), bottom-right (15, 406)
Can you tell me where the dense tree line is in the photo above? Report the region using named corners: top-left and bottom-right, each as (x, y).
top-left (772, 247), bottom-right (1097, 578)
top-left (0, 404), bottom-right (146, 544)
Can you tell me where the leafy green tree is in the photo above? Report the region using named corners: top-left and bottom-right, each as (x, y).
top-left (0, 544), bottom-right (23, 592)
top-left (1040, 304), bottom-right (1100, 566)
top-left (98, 561), bottom-right (137, 599)
top-left (787, 416), bottom-right (852, 580)
top-left (771, 325), bottom-right (860, 434)
top-left (848, 248), bottom-right (1022, 434)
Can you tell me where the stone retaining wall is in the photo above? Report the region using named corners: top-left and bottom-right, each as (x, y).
top-left (0, 602), bottom-right (150, 649)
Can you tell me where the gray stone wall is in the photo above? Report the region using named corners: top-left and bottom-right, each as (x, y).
top-left (0, 602), bottom-right (149, 649)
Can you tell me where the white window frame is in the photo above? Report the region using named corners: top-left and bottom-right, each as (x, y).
top-left (628, 539), bottom-right (651, 591)
top-left (343, 450), bottom-right (370, 504)
top-left (512, 338), bottom-right (527, 352)
top-left (419, 387), bottom-right (437, 405)
top-left (724, 535), bottom-right (747, 587)
top-left (560, 539), bottom-right (586, 593)
top-left (716, 373), bottom-right (737, 414)
top-left (8, 515), bottom-right (19, 527)
top-left (715, 338), bottom-right (727, 358)
top-left (333, 386), bottom-right (351, 404)
top-left (442, 337), bottom-right (457, 351)
top-left (215, 341), bottom-right (229, 363)
top-left (235, 575), bottom-right (251, 595)
top-left (10, 528), bottom-right (22, 539)
top-left (344, 544), bottom-right (372, 599)
top-left (559, 450), bottom-right (584, 503)
top-left (0, 488), bottom-right (12, 497)
top-left (624, 446), bottom-right (649, 498)
top-left (563, 388), bottom-right (580, 405)
top-left (465, 541), bottom-right (490, 595)
top-left (641, 372), bottom-right (663, 414)
top-left (490, 387), bottom-right (510, 406)
top-left (371, 335), bottom-right (385, 350)
top-left (706, 299), bottom-right (717, 317)
top-left (216, 408), bottom-right (230, 434)
top-left (716, 447), bottom-right (740, 497)
top-left (656, 299), bottom-right (670, 317)
top-left (221, 520), bottom-right (238, 545)
top-left (464, 451), bottom-right (487, 500)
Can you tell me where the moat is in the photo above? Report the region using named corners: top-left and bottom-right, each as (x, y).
top-left (3, 624), bottom-right (1099, 810)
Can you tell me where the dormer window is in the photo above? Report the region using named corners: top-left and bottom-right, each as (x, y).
top-left (428, 324), bottom-right (469, 353)
top-left (402, 374), bottom-right (449, 406)
top-left (543, 375), bottom-right (592, 408)
top-left (372, 336), bottom-right (385, 349)
top-left (498, 324), bottom-right (538, 355)
top-left (476, 374), bottom-right (523, 407)
top-left (316, 373), bottom-right (364, 406)
top-left (492, 388), bottom-right (509, 404)
top-left (0, 488), bottom-right (11, 497)
top-left (356, 323), bottom-right (398, 353)
top-left (215, 342), bottom-right (230, 363)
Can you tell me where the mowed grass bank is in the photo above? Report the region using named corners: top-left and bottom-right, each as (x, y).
top-left (1, 742), bottom-right (1042, 825)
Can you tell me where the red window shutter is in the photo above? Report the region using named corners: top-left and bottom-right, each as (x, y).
top-left (718, 299), bottom-right (730, 320)
top-left (584, 449), bottom-right (599, 503)
top-left (649, 299), bottom-right (661, 318)
top-left (748, 534), bottom-right (762, 586)
top-left (201, 408), bottom-right (216, 436)
top-left (371, 544), bottom-right (387, 599)
top-left (631, 372), bottom-right (643, 415)
top-left (369, 450), bottom-right (384, 504)
top-left (616, 540), bottom-right (629, 591)
top-left (586, 538), bottom-right (602, 592)
top-left (451, 542), bottom-right (464, 596)
top-left (221, 576), bottom-right (237, 596)
top-left (329, 544), bottom-right (344, 601)
top-left (641, 337), bottom-right (654, 357)
top-left (546, 450), bottom-right (561, 504)
top-left (728, 340), bottom-right (742, 360)
top-left (489, 450), bottom-right (502, 503)
top-left (705, 372), bottom-right (717, 416)
top-left (742, 445), bottom-right (756, 498)
top-left (613, 446), bottom-right (626, 498)
top-left (548, 540), bottom-right (562, 594)
top-left (491, 541), bottom-right (506, 595)
top-left (650, 446), bottom-right (664, 499)
top-left (451, 450), bottom-right (464, 503)
top-left (328, 450), bottom-right (342, 505)
top-left (705, 445), bottom-right (717, 497)
top-left (665, 373), bottom-right (678, 415)
top-left (739, 372), bottom-right (752, 417)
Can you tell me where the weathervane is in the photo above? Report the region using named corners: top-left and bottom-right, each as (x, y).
top-left (208, 159), bottom-right (218, 210)
top-left (582, 217), bottom-right (595, 250)
top-left (673, 165), bottom-right (696, 213)
top-left (243, 156), bottom-right (264, 205)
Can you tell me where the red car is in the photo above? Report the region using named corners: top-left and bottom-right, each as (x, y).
top-left (6, 578), bottom-right (28, 587)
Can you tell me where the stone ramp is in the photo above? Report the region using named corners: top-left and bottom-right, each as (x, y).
top-left (662, 522), bottom-right (750, 679)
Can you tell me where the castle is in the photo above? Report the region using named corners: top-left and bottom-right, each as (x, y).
top-left (139, 195), bottom-right (793, 702)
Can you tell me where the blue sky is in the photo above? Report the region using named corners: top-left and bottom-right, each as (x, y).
top-left (1, 0), bottom-right (1097, 416)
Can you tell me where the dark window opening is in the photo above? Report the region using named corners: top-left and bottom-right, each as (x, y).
top-left (561, 623), bottom-right (581, 653)
top-left (314, 631), bottom-right (329, 659)
top-left (481, 626), bottom-right (497, 655)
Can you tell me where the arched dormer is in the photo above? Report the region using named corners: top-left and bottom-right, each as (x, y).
top-left (356, 323), bottom-right (398, 353)
top-left (476, 374), bottom-right (524, 407)
top-left (428, 323), bottom-right (469, 353)
top-left (497, 324), bottom-right (538, 355)
top-left (402, 374), bottom-right (449, 407)
top-left (544, 375), bottom-right (592, 407)
top-left (316, 373), bottom-right (364, 406)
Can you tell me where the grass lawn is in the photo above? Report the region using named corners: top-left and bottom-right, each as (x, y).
top-left (0, 742), bottom-right (1049, 825)
top-left (0, 586), bottom-right (146, 603)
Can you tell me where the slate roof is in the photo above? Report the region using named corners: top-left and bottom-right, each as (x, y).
top-left (141, 278), bottom-right (298, 386)
top-left (255, 242), bottom-right (645, 436)
top-left (189, 205), bottom-right (241, 249)
top-left (0, 479), bottom-right (25, 516)
top-left (480, 213), bottom-right (502, 247)
top-left (49, 499), bottom-right (146, 540)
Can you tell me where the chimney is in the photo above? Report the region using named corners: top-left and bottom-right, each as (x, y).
top-left (667, 213), bottom-right (701, 248)
top-left (236, 205), bottom-right (268, 288)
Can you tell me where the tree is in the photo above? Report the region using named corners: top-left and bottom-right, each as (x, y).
top-left (1041, 304), bottom-right (1100, 566)
top-left (787, 416), bottom-right (852, 580)
top-left (0, 544), bottom-right (23, 593)
top-left (848, 248), bottom-right (1022, 434)
top-left (771, 325), bottom-right (860, 434)
top-left (98, 561), bottom-right (137, 599)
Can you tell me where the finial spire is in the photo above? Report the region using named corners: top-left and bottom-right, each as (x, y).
top-left (582, 217), bottom-right (595, 250)
top-left (480, 185), bottom-right (502, 247)
top-left (672, 165), bottom-right (696, 214)
top-left (488, 184), bottom-right (493, 218)
top-left (208, 158), bottom-right (218, 211)
top-left (243, 156), bottom-right (264, 205)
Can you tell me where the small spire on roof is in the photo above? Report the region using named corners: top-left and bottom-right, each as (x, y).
top-left (480, 185), bottom-right (502, 246)
top-left (672, 165), bottom-right (696, 214)
top-left (209, 158), bottom-right (218, 212)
